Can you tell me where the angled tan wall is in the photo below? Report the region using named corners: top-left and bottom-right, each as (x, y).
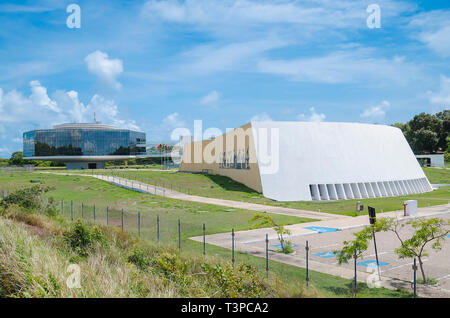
top-left (179, 122), bottom-right (263, 193)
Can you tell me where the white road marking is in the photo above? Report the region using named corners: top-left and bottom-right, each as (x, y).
top-left (310, 243), bottom-right (340, 250)
top-left (331, 252), bottom-right (389, 265)
top-left (437, 274), bottom-right (450, 281)
top-left (380, 259), bottom-right (429, 273)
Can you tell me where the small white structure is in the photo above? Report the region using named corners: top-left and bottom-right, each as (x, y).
top-left (415, 154), bottom-right (445, 167)
top-left (404, 200), bottom-right (418, 216)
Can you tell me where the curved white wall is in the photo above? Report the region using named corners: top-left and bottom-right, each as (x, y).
top-left (251, 121), bottom-right (432, 201)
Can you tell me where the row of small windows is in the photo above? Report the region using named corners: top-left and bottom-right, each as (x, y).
top-left (309, 178), bottom-right (432, 201)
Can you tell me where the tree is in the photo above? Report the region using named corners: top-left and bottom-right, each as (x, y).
top-left (386, 217), bottom-right (449, 283)
top-left (335, 217), bottom-right (449, 284)
top-left (9, 151), bottom-right (25, 165)
top-left (394, 111), bottom-right (449, 153)
top-left (334, 220), bottom-right (388, 264)
top-left (249, 213), bottom-right (293, 254)
top-left (411, 128), bottom-right (439, 153)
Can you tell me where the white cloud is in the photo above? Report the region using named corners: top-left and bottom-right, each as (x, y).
top-left (181, 38), bottom-right (288, 75)
top-left (30, 80), bottom-right (60, 113)
top-left (427, 75), bottom-right (450, 106)
top-left (251, 112), bottom-right (272, 122)
top-left (409, 10), bottom-right (450, 57)
top-left (0, 81), bottom-right (140, 156)
top-left (85, 50), bottom-right (123, 90)
top-left (257, 50), bottom-right (419, 85)
top-left (360, 100), bottom-right (390, 122)
top-left (162, 112), bottom-right (186, 129)
top-left (142, 0), bottom-right (412, 32)
top-left (419, 26), bottom-right (450, 58)
top-left (297, 107), bottom-right (326, 122)
top-left (200, 90), bottom-right (220, 107)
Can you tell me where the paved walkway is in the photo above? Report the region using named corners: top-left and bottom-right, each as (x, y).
top-left (41, 172), bottom-right (345, 221)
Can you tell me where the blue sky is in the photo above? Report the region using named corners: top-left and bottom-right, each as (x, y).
top-left (0, 0), bottom-right (450, 157)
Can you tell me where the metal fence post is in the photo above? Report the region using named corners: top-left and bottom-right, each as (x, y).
top-left (61, 200), bottom-right (64, 215)
top-left (178, 219), bottom-right (181, 250)
top-left (232, 228), bottom-right (235, 265)
top-left (121, 209), bottom-right (124, 231)
top-left (93, 204), bottom-right (96, 222)
top-left (305, 240), bottom-right (309, 287)
top-left (106, 206), bottom-right (109, 226)
top-left (413, 258), bottom-right (417, 298)
top-left (81, 202), bottom-right (84, 220)
top-left (138, 212), bottom-right (141, 237)
top-left (203, 223), bottom-right (206, 256)
top-left (157, 215), bottom-right (160, 242)
top-left (265, 234), bottom-right (269, 279)
top-left (353, 249), bottom-right (358, 297)
top-left (71, 200), bottom-right (73, 221)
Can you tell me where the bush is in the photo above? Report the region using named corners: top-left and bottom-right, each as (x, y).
top-left (202, 263), bottom-right (267, 298)
top-left (64, 220), bottom-right (106, 257)
top-left (445, 152), bottom-right (450, 163)
top-left (0, 186), bottom-right (49, 211)
top-left (128, 248), bottom-right (151, 271)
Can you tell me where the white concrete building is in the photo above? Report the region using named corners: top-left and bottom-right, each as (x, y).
top-left (180, 121), bottom-right (433, 201)
top-left (415, 154), bottom-right (445, 167)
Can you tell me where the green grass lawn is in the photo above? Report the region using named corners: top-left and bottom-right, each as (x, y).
top-left (0, 171), bottom-right (413, 298)
top-left (423, 167), bottom-right (450, 184)
top-left (0, 172), bottom-right (315, 241)
top-left (66, 168), bottom-right (450, 216)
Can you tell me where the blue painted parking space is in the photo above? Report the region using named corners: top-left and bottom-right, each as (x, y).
top-left (313, 251), bottom-right (337, 258)
top-left (272, 244), bottom-right (298, 248)
top-left (446, 234), bottom-right (450, 238)
top-left (357, 260), bottom-right (389, 267)
top-left (304, 226), bottom-right (340, 233)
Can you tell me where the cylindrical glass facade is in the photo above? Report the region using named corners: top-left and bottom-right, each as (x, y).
top-left (23, 126), bottom-right (146, 157)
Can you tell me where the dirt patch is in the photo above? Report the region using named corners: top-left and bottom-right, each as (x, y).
top-left (23, 223), bottom-right (53, 237)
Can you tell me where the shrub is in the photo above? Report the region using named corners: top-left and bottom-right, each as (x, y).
top-left (128, 248), bottom-right (151, 271)
top-left (445, 151), bottom-right (450, 163)
top-left (202, 263), bottom-right (267, 298)
top-left (0, 186), bottom-right (49, 212)
top-left (64, 220), bottom-right (106, 257)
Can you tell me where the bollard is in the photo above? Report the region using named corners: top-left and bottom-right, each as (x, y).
top-left (71, 200), bottom-right (74, 221)
top-left (178, 219), bottom-right (181, 250)
top-left (121, 209), bottom-right (124, 232)
top-left (413, 258), bottom-right (417, 298)
top-left (157, 215), bottom-right (160, 242)
top-left (106, 207), bottom-right (109, 226)
top-left (203, 223), bottom-right (206, 256)
top-left (138, 212), bottom-right (141, 237)
top-left (353, 249), bottom-right (358, 297)
top-left (232, 228), bottom-right (235, 265)
top-left (265, 234), bottom-right (269, 279)
top-left (305, 240), bottom-right (309, 287)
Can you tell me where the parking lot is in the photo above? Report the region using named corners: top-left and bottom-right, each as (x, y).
top-left (250, 213), bottom-right (450, 293)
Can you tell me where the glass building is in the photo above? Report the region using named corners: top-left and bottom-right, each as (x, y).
top-left (23, 123), bottom-right (146, 169)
